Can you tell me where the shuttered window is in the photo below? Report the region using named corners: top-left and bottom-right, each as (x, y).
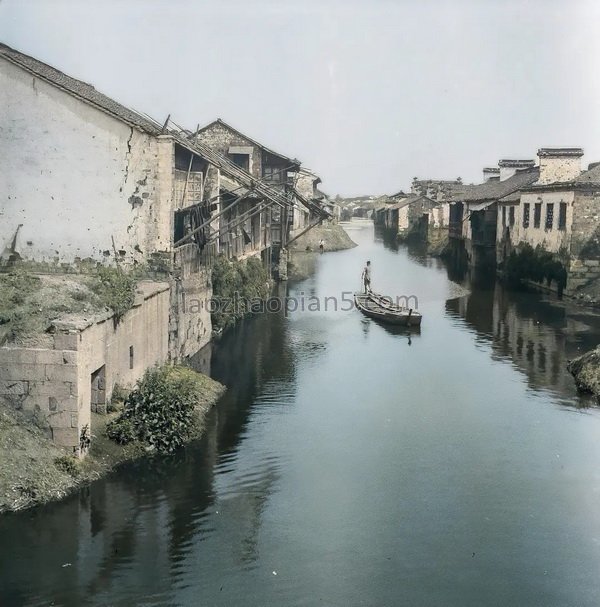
top-left (523, 203), bottom-right (530, 228)
top-left (545, 203), bottom-right (554, 230)
top-left (534, 203), bottom-right (542, 228)
top-left (558, 202), bottom-right (567, 230)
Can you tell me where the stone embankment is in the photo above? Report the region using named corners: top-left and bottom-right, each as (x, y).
top-left (567, 346), bottom-right (600, 400)
top-left (0, 370), bottom-right (224, 513)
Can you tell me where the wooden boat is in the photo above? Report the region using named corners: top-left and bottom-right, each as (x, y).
top-left (354, 291), bottom-right (422, 327)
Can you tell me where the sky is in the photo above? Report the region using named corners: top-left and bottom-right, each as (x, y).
top-left (1, 0), bottom-right (599, 196)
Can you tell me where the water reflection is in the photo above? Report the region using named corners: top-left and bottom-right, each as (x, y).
top-left (445, 272), bottom-right (600, 403)
top-left (3, 221), bottom-right (600, 607)
top-left (0, 302), bottom-right (296, 607)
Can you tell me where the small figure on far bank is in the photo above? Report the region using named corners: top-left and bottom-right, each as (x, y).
top-left (319, 239), bottom-right (324, 254)
top-left (361, 260), bottom-right (371, 293)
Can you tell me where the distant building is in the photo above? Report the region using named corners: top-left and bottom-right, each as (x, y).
top-left (501, 148), bottom-right (600, 295)
top-left (448, 161), bottom-right (539, 268)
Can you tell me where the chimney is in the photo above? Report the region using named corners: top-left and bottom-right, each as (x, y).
top-left (482, 167), bottom-right (500, 182)
top-left (537, 148), bottom-right (583, 185)
top-left (498, 159), bottom-right (536, 181)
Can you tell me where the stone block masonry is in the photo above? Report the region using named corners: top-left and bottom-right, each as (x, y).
top-left (0, 347), bottom-right (79, 447)
top-left (0, 282), bottom-right (171, 455)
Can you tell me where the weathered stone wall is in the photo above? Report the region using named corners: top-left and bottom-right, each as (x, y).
top-left (538, 156), bottom-right (581, 185)
top-left (196, 123), bottom-right (262, 177)
top-left (170, 245), bottom-right (212, 360)
top-left (76, 284), bottom-right (170, 418)
top-left (0, 345), bottom-right (79, 449)
top-left (0, 57), bottom-right (175, 266)
top-left (506, 191), bottom-right (574, 254)
top-left (0, 283), bottom-right (170, 454)
top-left (567, 191), bottom-right (600, 293)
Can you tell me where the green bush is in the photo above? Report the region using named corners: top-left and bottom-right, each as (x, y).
top-left (106, 365), bottom-right (207, 453)
top-left (211, 255), bottom-right (270, 331)
top-left (106, 416), bottom-right (136, 444)
top-left (54, 455), bottom-right (81, 477)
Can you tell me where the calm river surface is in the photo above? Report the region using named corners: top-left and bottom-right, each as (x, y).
top-left (3, 220), bottom-right (600, 606)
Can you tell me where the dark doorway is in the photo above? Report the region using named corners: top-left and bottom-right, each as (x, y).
top-left (91, 365), bottom-right (106, 414)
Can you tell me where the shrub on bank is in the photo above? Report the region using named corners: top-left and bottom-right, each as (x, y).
top-left (211, 255), bottom-right (270, 331)
top-left (504, 244), bottom-right (567, 293)
top-left (106, 365), bottom-right (211, 453)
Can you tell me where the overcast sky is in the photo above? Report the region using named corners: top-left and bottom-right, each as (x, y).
top-left (1, 0), bottom-right (599, 196)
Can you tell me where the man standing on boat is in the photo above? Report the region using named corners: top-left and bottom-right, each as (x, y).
top-left (361, 260), bottom-right (371, 293)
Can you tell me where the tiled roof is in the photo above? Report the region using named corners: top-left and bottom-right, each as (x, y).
top-left (0, 43), bottom-right (162, 135)
top-left (387, 195), bottom-right (435, 210)
top-left (449, 167), bottom-right (540, 203)
top-left (0, 43), bottom-right (322, 218)
top-left (574, 163), bottom-right (600, 185)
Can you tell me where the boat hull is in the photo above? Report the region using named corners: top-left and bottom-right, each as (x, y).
top-left (354, 293), bottom-right (422, 327)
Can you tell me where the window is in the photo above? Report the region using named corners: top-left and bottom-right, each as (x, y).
top-left (545, 203), bottom-right (554, 230)
top-left (263, 166), bottom-right (279, 181)
top-left (509, 206), bottom-right (515, 227)
top-left (523, 203), bottom-right (530, 228)
top-left (230, 153), bottom-right (249, 171)
top-left (534, 202), bottom-right (542, 228)
top-left (502, 206), bottom-right (506, 227)
top-left (558, 202), bottom-right (567, 230)
top-left (129, 346), bottom-right (134, 370)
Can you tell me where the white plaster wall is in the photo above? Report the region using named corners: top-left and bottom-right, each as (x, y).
top-left (538, 157), bottom-right (581, 185)
top-left (436, 203), bottom-right (450, 228)
top-left (512, 191), bottom-right (574, 253)
top-left (398, 207), bottom-right (409, 231)
top-left (0, 58), bottom-right (171, 264)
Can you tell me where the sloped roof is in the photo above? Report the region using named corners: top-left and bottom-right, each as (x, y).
top-left (197, 118), bottom-right (300, 167)
top-left (575, 163), bottom-right (600, 185)
top-left (0, 43), bottom-right (162, 136)
top-left (0, 43), bottom-right (316, 221)
top-left (450, 167), bottom-right (540, 203)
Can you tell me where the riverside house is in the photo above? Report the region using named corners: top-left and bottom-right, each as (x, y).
top-left (448, 161), bottom-right (539, 268)
top-left (0, 43), bottom-right (299, 454)
top-left (498, 148), bottom-right (600, 295)
top-left (195, 119), bottom-right (329, 253)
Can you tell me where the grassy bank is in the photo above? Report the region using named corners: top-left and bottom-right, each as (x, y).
top-left (0, 267), bottom-right (137, 346)
top-left (0, 367), bottom-right (224, 514)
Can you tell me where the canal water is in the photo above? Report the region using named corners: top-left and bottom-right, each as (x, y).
top-left (2, 220), bottom-right (600, 606)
